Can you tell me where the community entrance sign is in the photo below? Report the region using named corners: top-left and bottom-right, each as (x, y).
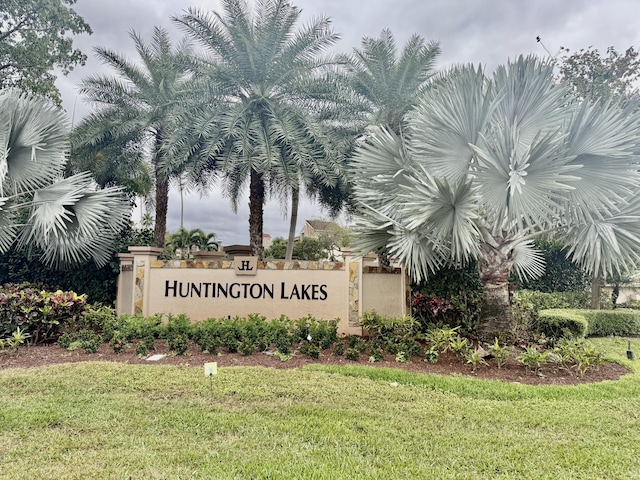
top-left (117, 247), bottom-right (408, 335)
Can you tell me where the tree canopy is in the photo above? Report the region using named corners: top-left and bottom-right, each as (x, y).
top-left (0, 0), bottom-right (92, 104)
top-left (171, 0), bottom-right (345, 258)
top-left (73, 26), bottom-right (192, 248)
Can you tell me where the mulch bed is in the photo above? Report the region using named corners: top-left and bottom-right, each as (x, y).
top-left (0, 339), bottom-right (630, 386)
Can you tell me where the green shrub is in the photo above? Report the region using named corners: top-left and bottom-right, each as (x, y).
top-left (465, 349), bottom-right (488, 372)
top-left (368, 345), bottom-right (384, 362)
top-left (424, 347), bottom-right (439, 364)
top-left (135, 342), bottom-right (147, 358)
top-left (238, 340), bottom-right (255, 356)
top-left (424, 325), bottom-right (460, 352)
top-left (192, 317), bottom-right (223, 354)
top-left (333, 341), bottom-right (345, 356)
top-left (552, 339), bottom-right (604, 375)
top-left (395, 351), bottom-right (409, 363)
top-left (488, 339), bottom-right (510, 368)
top-left (57, 332), bottom-right (73, 350)
top-left (74, 330), bottom-right (102, 354)
top-left (240, 314), bottom-right (269, 351)
top-left (345, 347), bottom-right (360, 361)
top-left (583, 309), bottom-right (640, 336)
top-left (110, 331), bottom-right (127, 353)
top-left (309, 318), bottom-right (338, 349)
top-left (347, 335), bottom-right (368, 353)
top-left (538, 309), bottom-right (588, 339)
top-left (167, 334), bottom-right (189, 355)
top-left (79, 304), bottom-right (116, 333)
top-left (299, 341), bottom-right (320, 359)
top-left (516, 346), bottom-right (548, 373)
top-left (161, 314), bottom-right (192, 339)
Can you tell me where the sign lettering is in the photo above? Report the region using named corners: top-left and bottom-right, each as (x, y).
top-left (164, 280), bottom-right (328, 301)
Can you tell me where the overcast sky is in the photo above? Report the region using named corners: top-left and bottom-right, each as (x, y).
top-left (55, 0), bottom-right (640, 246)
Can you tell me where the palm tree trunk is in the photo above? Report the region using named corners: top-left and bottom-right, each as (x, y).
top-left (179, 175), bottom-right (185, 229)
top-left (249, 169), bottom-right (265, 258)
top-left (153, 128), bottom-right (168, 248)
top-left (285, 186), bottom-right (299, 260)
top-left (154, 171), bottom-right (169, 248)
top-left (477, 244), bottom-right (515, 342)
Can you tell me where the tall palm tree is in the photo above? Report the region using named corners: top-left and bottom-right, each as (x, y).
top-left (343, 29), bottom-right (441, 135)
top-left (342, 29), bottom-right (440, 268)
top-left (172, 0), bottom-right (343, 258)
top-left (352, 56), bottom-right (640, 340)
top-left (74, 26), bottom-right (192, 248)
top-left (0, 90), bottom-right (129, 267)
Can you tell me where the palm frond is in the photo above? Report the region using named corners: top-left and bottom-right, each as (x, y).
top-left (17, 173), bottom-right (129, 267)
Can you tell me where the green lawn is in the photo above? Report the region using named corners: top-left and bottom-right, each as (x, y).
top-left (1, 337), bottom-right (639, 479)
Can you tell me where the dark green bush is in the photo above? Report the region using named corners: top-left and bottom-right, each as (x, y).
top-left (347, 335), bottom-right (367, 353)
top-left (537, 308), bottom-right (640, 337)
top-left (238, 340), bottom-right (255, 356)
top-left (160, 314), bottom-right (192, 339)
top-left (299, 341), bottom-right (320, 359)
top-left (582, 309), bottom-right (640, 336)
top-left (411, 262), bottom-right (483, 333)
top-left (511, 240), bottom-right (589, 292)
top-left (538, 309), bottom-right (588, 339)
top-left (80, 304), bottom-right (116, 333)
top-left (345, 347), bottom-right (360, 361)
top-left (167, 333), bottom-right (189, 355)
top-left (333, 341), bottom-right (345, 356)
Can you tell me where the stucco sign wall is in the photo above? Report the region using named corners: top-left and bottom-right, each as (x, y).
top-left (117, 247), bottom-right (408, 335)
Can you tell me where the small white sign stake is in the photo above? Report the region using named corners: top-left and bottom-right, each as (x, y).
top-left (204, 362), bottom-right (218, 395)
top-left (204, 362), bottom-right (218, 377)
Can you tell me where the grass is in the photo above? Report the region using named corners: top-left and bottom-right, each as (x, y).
top-left (0, 337), bottom-right (639, 479)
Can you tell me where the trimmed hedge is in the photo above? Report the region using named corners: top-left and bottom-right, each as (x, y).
top-left (537, 309), bottom-right (588, 339)
top-left (539, 308), bottom-right (640, 338)
top-left (582, 309), bottom-right (640, 336)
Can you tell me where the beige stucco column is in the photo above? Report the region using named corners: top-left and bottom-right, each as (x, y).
top-left (116, 253), bottom-right (134, 316)
top-left (128, 246), bottom-right (164, 317)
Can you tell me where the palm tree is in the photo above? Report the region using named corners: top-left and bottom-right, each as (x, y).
top-left (166, 227), bottom-right (219, 259)
top-left (0, 90), bottom-right (129, 266)
top-left (342, 30), bottom-right (440, 269)
top-left (343, 29), bottom-right (441, 135)
top-left (352, 56), bottom-right (640, 340)
top-left (172, 0), bottom-right (343, 258)
top-left (74, 26), bottom-right (192, 248)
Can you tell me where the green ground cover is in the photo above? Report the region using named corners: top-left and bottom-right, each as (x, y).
top-left (1, 337), bottom-right (639, 479)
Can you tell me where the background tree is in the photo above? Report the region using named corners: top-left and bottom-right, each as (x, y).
top-left (558, 45), bottom-right (640, 101)
top-left (74, 27), bottom-right (191, 248)
top-left (557, 44), bottom-right (640, 308)
top-left (0, 0), bottom-right (91, 104)
top-left (263, 236), bottom-right (330, 261)
top-left (165, 227), bottom-right (220, 259)
top-left (352, 56), bottom-right (640, 341)
top-left (0, 89), bottom-right (129, 267)
top-left (173, 0), bottom-right (342, 258)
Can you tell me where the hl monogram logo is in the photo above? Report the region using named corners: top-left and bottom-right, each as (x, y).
top-left (238, 260), bottom-right (253, 271)
top-left (235, 256), bottom-right (258, 276)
